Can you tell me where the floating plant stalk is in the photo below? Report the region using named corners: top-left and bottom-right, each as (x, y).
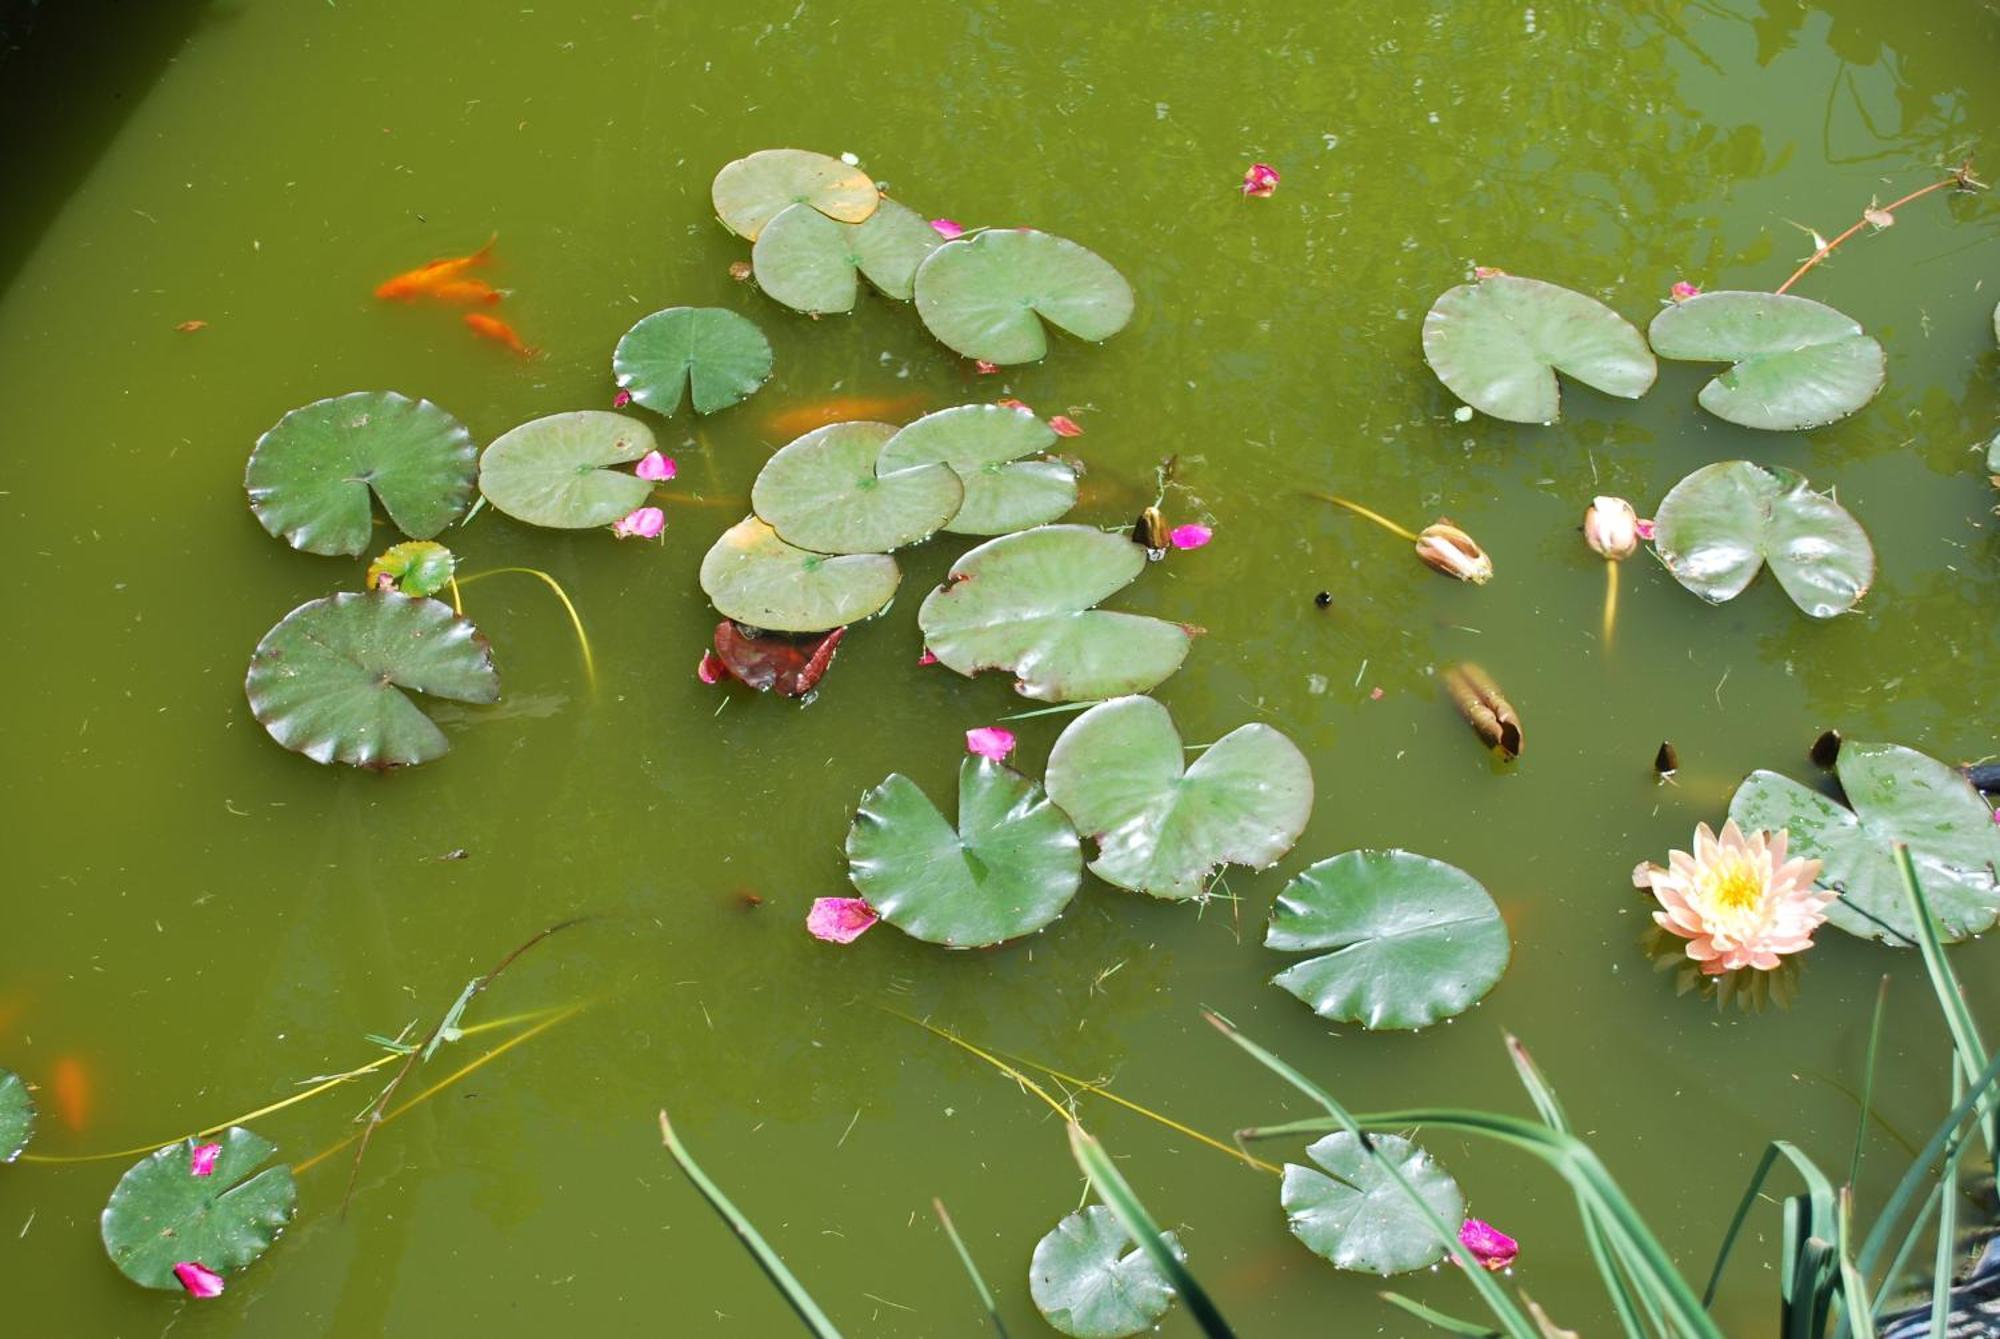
top-left (455, 566), bottom-right (598, 690)
top-left (1773, 161), bottom-right (1984, 296)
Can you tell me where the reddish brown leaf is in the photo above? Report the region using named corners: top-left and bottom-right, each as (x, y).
top-left (712, 621), bottom-right (847, 696)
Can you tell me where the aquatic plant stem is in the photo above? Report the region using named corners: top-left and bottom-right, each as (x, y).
top-left (1308, 491), bottom-right (1421, 542)
top-left (1772, 169), bottom-right (1981, 295)
top-left (447, 575), bottom-right (465, 616)
top-left (456, 567), bottom-right (597, 691)
top-left (1602, 561), bottom-right (1619, 649)
top-left (932, 1199), bottom-right (1011, 1338)
top-left (1893, 843), bottom-right (1995, 1156)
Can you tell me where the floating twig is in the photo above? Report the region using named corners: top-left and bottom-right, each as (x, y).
top-left (1772, 160), bottom-right (1985, 296)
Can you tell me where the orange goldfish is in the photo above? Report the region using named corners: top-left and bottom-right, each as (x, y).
top-left (374, 235), bottom-right (497, 301)
top-left (425, 278), bottom-right (504, 305)
top-left (763, 393), bottom-right (931, 437)
top-left (50, 1056), bottom-right (91, 1131)
top-left (463, 312), bottom-right (538, 357)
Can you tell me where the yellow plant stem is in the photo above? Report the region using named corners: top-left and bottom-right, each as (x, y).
top-left (1307, 492), bottom-right (1421, 543)
top-left (456, 567), bottom-right (597, 691)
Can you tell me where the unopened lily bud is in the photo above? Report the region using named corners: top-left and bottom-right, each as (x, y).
top-left (1583, 496), bottom-right (1640, 560)
top-left (1414, 521), bottom-right (1492, 584)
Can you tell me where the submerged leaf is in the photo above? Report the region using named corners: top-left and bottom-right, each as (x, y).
top-left (1647, 290), bottom-right (1885, 430)
top-left (914, 229), bottom-right (1134, 365)
top-left (751, 421), bottom-right (963, 554)
top-left (876, 404), bottom-right (1078, 535)
top-left (1420, 275), bottom-right (1656, 424)
top-left (0, 1069), bottom-right (32, 1163)
top-left (1029, 1205), bottom-right (1184, 1339)
top-left (100, 1128), bottom-right (297, 1291)
top-left (699, 517), bottom-right (900, 633)
top-left (751, 198), bottom-right (941, 313)
top-left (613, 307), bottom-right (774, 417)
top-left (477, 411), bottom-right (657, 529)
top-left (1282, 1131), bottom-right (1463, 1275)
top-left (1650, 460), bottom-right (1874, 618)
top-left (711, 148), bottom-right (880, 240)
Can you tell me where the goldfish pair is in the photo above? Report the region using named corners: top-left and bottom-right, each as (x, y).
top-left (374, 236), bottom-right (537, 357)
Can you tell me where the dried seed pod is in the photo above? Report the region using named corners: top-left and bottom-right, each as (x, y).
top-left (1441, 662), bottom-right (1522, 759)
top-left (1810, 729), bottom-right (1842, 769)
top-left (1132, 506), bottom-right (1169, 553)
top-left (1654, 740), bottom-right (1679, 777)
top-left (1415, 519), bottom-right (1493, 584)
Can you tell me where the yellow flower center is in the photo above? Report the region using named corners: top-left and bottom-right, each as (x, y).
top-left (1703, 856), bottom-right (1766, 913)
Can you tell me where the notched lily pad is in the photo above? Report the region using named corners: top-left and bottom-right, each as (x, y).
top-left (0, 1069), bottom-right (32, 1163)
top-left (1651, 460), bottom-right (1874, 618)
top-left (1283, 1131), bottom-right (1463, 1275)
top-left (751, 198), bottom-right (942, 313)
top-left (750, 421), bottom-right (963, 554)
top-left (699, 516), bottom-right (900, 633)
top-left (613, 307), bottom-right (774, 417)
top-left (477, 411), bottom-right (657, 529)
top-left (914, 229), bottom-right (1134, 365)
top-left (1420, 275), bottom-right (1656, 424)
top-left (877, 404), bottom-right (1077, 534)
top-left (1648, 290), bottom-right (1885, 430)
top-left (1029, 1204), bottom-right (1184, 1339)
top-left (101, 1127), bottom-right (297, 1291)
top-left (712, 148), bottom-right (880, 241)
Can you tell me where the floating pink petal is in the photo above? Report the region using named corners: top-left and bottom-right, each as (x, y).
top-left (930, 218), bottom-right (965, 240)
top-left (974, 360), bottom-right (999, 375)
top-left (612, 506), bottom-right (666, 540)
top-left (189, 1143), bottom-right (221, 1177)
top-left (1241, 163), bottom-right (1280, 197)
top-left (1459, 1218), bottom-right (1518, 1271)
top-left (917, 649), bottom-right (938, 666)
top-left (1635, 518), bottom-right (1657, 541)
top-left (807, 897), bottom-right (878, 944)
top-left (697, 650), bottom-right (729, 685)
top-left (612, 388), bottom-right (633, 408)
top-left (1670, 281), bottom-right (1701, 302)
top-left (965, 726), bottom-right (1017, 761)
top-left (1370, 687), bottom-right (1384, 701)
top-left (173, 1261), bottom-right (225, 1298)
top-left (1169, 524), bottom-right (1212, 550)
top-left (1049, 415), bottom-right (1084, 438)
top-left (996, 398), bottom-right (1031, 412)
top-left (1473, 265), bottom-right (1507, 280)
top-left (636, 450), bottom-right (677, 482)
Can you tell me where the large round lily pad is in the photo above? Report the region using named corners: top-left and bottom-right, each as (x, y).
top-left (1648, 290), bottom-right (1885, 430)
top-left (477, 411), bottom-right (657, 529)
top-left (877, 404), bottom-right (1077, 534)
top-left (1420, 275), bottom-right (1656, 424)
top-left (1283, 1131), bottom-right (1463, 1275)
top-left (1266, 850), bottom-right (1510, 1030)
top-left (711, 148), bottom-right (880, 241)
top-left (699, 516), bottom-right (900, 633)
top-left (245, 391), bottom-right (477, 556)
top-left (1044, 695), bottom-right (1313, 900)
top-left (846, 757), bottom-right (1082, 947)
top-left (246, 592), bottom-right (499, 769)
top-left (1651, 460), bottom-right (1874, 618)
top-left (1729, 741), bottom-right (2000, 946)
top-left (0, 1069), bottom-right (32, 1163)
top-left (917, 525), bottom-right (1192, 702)
top-left (613, 307), bottom-right (773, 417)
top-left (1029, 1205), bottom-right (1184, 1339)
top-left (751, 198), bottom-right (941, 313)
top-left (914, 230), bottom-right (1134, 365)
top-left (101, 1128), bottom-right (297, 1291)
top-left (750, 421), bottom-right (963, 554)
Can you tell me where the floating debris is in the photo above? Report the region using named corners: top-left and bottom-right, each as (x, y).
top-left (1654, 740), bottom-right (1679, 778)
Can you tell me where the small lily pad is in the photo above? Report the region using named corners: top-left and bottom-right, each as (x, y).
top-left (1651, 460), bottom-right (1874, 617)
top-left (101, 1128), bottom-right (297, 1291)
top-left (1044, 695), bottom-right (1313, 900)
top-left (245, 391), bottom-right (477, 557)
top-left (917, 525), bottom-right (1192, 702)
top-left (1029, 1205), bottom-right (1184, 1339)
top-left (1266, 850), bottom-right (1510, 1030)
top-left (1420, 275), bottom-right (1657, 424)
top-left (365, 540), bottom-right (456, 597)
top-left (711, 148), bottom-right (880, 240)
top-left (700, 516), bottom-right (900, 633)
top-left (750, 421), bottom-right (963, 554)
top-left (1648, 290), bottom-right (1885, 430)
top-left (1283, 1131), bottom-right (1463, 1275)
top-left (751, 198), bottom-right (941, 313)
top-left (613, 307), bottom-right (774, 417)
top-left (846, 757), bottom-right (1082, 947)
top-left (876, 404), bottom-right (1077, 534)
top-left (0, 1070), bottom-right (32, 1163)
top-left (914, 230), bottom-right (1134, 365)
top-left (246, 592), bottom-right (499, 769)
top-left (477, 411), bottom-right (657, 529)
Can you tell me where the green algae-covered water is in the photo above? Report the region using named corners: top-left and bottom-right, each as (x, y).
top-left (3, 0), bottom-right (1998, 1332)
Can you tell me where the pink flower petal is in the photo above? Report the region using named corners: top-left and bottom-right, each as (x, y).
top-left (635, 450), bottom-right (676, 482)
top-left (1473, 265), bottom-right (1507, 280)
top-left (1459, 1218), bottom-right (1518, 1271)
top-left (1670, 280), bottom-right (1701, 302)
top-left (1049, 415), bottom-right (1084, 438)
top-left (917, 649), bottom-right (938, 666)
top-left (612, 506), bottom-right (666, 540)
top-left (1169, 523), bottom-right (1212, 550)
top-left (930, 218), bottom-right (965, 240)
top-left (189, 1142), bottom-right (221, 1177)
top-left (611, 388), bottom-right (633, 408)
top-left (965, 726), bottom-right (1017, 762)
top-left (174, 1261), bottom-right (225, 1298)
top-left (696, 650), bottom-right (729, 685)
top-left (974, 360), bottom-right (999, 375)
top-left (996, 398), bottom-right (1031, 412)
top-left (1635, 518), bottom-right (1656, 541)
top-left (1369, 686), bottom-right (1384, 701)
top-left (1241, 163), bottom-right (1280, 197)
top-left (806, 897), bottom-right (878, 944)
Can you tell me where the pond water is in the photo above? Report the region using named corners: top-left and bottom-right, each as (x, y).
top-left (3, 0), bottom-right (1998, 1333)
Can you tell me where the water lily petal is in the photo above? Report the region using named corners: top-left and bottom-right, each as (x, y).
top-left (173, 1262), bottom-right (226, 1298)
top-left (1169, 523), bottom-right (1212, 550)
top-left (807, 897), bottom-right (878, 944)
top-left (917, 649), bottom-right (938, 666)
top-left (1048, 415), bottom-right (1084, 437)
top-left (930, 218), bottom-right (965, 240)
top-left (1459, 1218), bottom-right (1518, 1271)
top-left (974, 360), bottom-right (999, 375)
top-left (964, 726), bottom-right (1017, 761)
top-left (1670, 280), bottom-right (1701, 302)
top-left (1241, 163), bottom-right (1280, 197)
top-left (635, 451), bottom-right (677, 482)
top-left (697, 650), bottom-right (729, 685)
top-left (612, 388), bottom-right (633, 408)
top-left (995, 398), bottom-right (1031, 411)
top-left (612, 506), bottom-right (666, 540)
top-left (189, 1142), bottom-right (221, 1177)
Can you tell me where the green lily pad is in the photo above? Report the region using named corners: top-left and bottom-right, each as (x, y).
top-left (751, 198), bottom-right (941, 313)
top-left (1029, 1205), bottom-right (1184, 1339)
top-left (711, 148), bottom-right (880, 241)
top-left (1044, 695), bottom-right (1313, 900)
top-left (1266, 850), bottom-right (1510, 1030)
top-left (1283, 1131), bottom-right (1463, 1276)
top-left (913, 230), bottom-right (1134, 365)
top-left (700, 516), bottom-right (900, 633)
top-left (876, 404), bottom-right (1077, 534)
top-left (246, 592), bottom-right (499, 769)
top-left (477, 411), bottom-right (656, 529)
top-left (1648, 291), bottom-right (1885, 431)
top-left (0, 1069), bottom-right (32, 1163)
top-left (245, 391), bottom-right (477, 557)
top-left (917, 525), bottom-right (1192, 702)
top-left (1651, 460), bottom-right (1874, 618)
top-left (613, 307), bottom-right (774, 417)
top-left (365, 540), bottom-right (456, 597)
top-left (1728, 741), bottom-right (2000, 946)
top-left (750, 421), bottom-right (963, 554)
top-left (1420, 275), bottom-right (1656, 424)
top-left (846, 757), bottom-right (1082, 947)
top-left (101, 1128), bottom-right (297, 1291)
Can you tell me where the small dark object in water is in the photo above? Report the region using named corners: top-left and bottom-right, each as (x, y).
top-left (1441, 662), bottom-right (1522, 760)
top-left (1132, 506), bottom-right (1169, 555)
top-left (1964, 761), bottom-right (2000, 795)
top-left (1314, 591), bottom-right (1333, 609)
top-left (732, 889), bottom-right (766, 910)
top-left (1654, 741), bottom-right (1678, 777)
top-left (1811, 729), bottom-right (1843, 768)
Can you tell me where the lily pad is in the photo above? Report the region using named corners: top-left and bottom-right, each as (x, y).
top-left (1420, 275), bottom-right (1657, 424)
top-left (711, 148), bottom-right (880, 241)
top-left (876, 404), bottom-right (1077, 534)
top-left (1648, 290), bottom-right (1886, 430)
top-left (613, 307), bottom-right (774, 417)
top-left (700, 516), bottom-right (900, 633)
top-left (1728, 741), bottom-right (2000, 946)
top-left (846, 756), bottom-right (1082, 947)
top-left (0, 1069), bottom-right (32, 1163)
top-left (1650, 460), bottom-right (1874, 618)
top-left (751, 198), bottom-right (941, 313)
top-left (365, 540), bottom-right (456, 597)
top-left (245, 391), bottom-right (477, 557)
top-left (1029, 1205), bottom-right (1184, 1339)
top-left (711, 622), bottom-right (846, 697)
top-left (917, 525), bottom-right (1192, 702)
top-left (1266, 850), bottom-right (1510, 1030)
top-left (1283, 1131), bottom-right (1463, 1275)
top-left (750, 421), bottom-right (963, 554)
top-left (246, 592), bottom-right (499, 769)
top-left (477, 411), bottom-right (657, 529)
top-left (913, 230), bottom-right (1134, 365)
top-left (1044, 695), bottom-right (1313, 900)
top-left (101, 1128), bottom-right (297, 1291)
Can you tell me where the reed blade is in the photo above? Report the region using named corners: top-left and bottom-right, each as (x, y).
top-left (933, 1198), bottom-right (1010, 1338)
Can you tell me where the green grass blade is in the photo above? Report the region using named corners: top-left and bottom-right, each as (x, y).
top-left (1868, 1177), bottom-right (1940, 1315)
top-left (1379, 1290), bottom-right (1504, 1335)
top-left (658, 1110), bottom-right (843, 1339)
top-left (1704, 1144), bottom-right (1785, 1307)
top-left (1837, 1188), bottom-right (1877, 1339)
top-left (1854, 1045), bottom-right (2000, 1281)
top-left (933, 1198), bottom-right (1010, 1339)
top-left (1849, 976), bottom-right (1891, 1187)
top-left (1930, 1073), bottom-right (1964, 1339)
top-left (1893, 843), bottom-right (1994, 1156)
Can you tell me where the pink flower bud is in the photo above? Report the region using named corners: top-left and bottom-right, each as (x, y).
top-left (1169, 523), bottom-right (1212, 550)
top-left (1635, 517), bottom-right (1656, 542)
top-left (930, 218), bottom-right (965, 239)
top-left (1241, 163), bottom-right (1280, 197)
top-left (965, 726), bottom-right (1017, 761)
top-left (635, 451), bottom-right (676, 482)
top-left (1583, 496), bottom-right (1640, 560)
top-left (917, 649), bottom-right (938, 666)
top-left (1049, 415), bottom-right (1084, 438)
top-left (1415, 521), bottom-right (1492, 583)
top-left (189, 1143), bottom-right (221, 1177)
top-left (806, 897), bottom-right (878, 944)
top-left (612, 388), bottom-right (633, 408)
top-left (173, 1262), bottom-right (226, 1298)
top-left (612, 506), bottom-right (666, 540)
top-left (1459, 1218), bottom-right (1518, 1271)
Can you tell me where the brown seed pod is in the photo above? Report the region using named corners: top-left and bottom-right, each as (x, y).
top-left (1810, 729), bottom-right (1842, 769)
top-left (1132, 506), bottom-right (1169, 553)
top-left (1654, 741), bottom-right (1679, 777)
top-left (1441, 662), bottom-right (1522, 759)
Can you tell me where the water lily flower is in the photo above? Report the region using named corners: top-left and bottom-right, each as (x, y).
top-left (965, 726), bottom-right (1017, 761)
top-left (173, 1262), bottom-right (225, 1298)
top-left (1583, 496), bottom-right (1640, 560)
top-left (1459, 1218), bottom-right (1518, 1271)
top-left (1633, 820), bottom-right (1832, 975)
top-left (1170, 523), bottom-right (1213, 550)
top-left (1670, 280), bottom-right (1701, 302)
top-left (612, 506), bottom-right (666, 540)
top-left (1241, 163), bottom-right (1280, 197)
top-left (806, 897), bottom-right (878, 944)
top-left (635, 450), bottom-right (677, 482)
top-left (930, 218), bottom-right (965, 239)
top-left (696, 650), bottom-right (728, 685)
top-left (189, 1142), bottom-right (221, 1177)
top-left (612, 388), bottom-right (633, 408)
top-left (1414, 521), bottom-right (1493, 584)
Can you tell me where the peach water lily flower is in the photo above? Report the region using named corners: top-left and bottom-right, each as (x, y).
top-left (1633, 821), bottom-right (1833, 974)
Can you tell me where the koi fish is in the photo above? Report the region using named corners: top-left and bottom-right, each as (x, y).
top-left (373, 235), bottom-right (497, 301)
top-left (50, 1055), bottom-right (91, 1131)
top-left (463, 312), bottom-right (537, 357)
top-left (763, 393), bottom-right (930, 437)
top-left (424, 278), bottom-right (504, 305)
